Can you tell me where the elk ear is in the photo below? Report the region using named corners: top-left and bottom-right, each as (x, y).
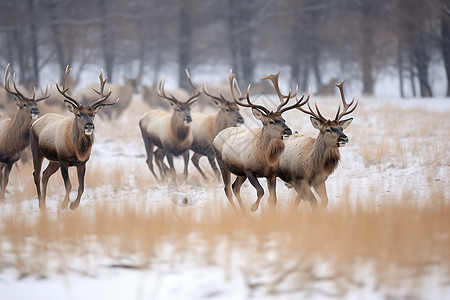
top-left (339, 118), bottom-right (353, 129)
top-left (252, 108), bottom-right (266, 121)
top-left (64, 100), bottom-right (78, 113)
top-left (167, 100), bottom-right (177, 108)
top-left (310, 116), bottom-right (323, 129)
top-left (211, 97), bottom-right (222, 107)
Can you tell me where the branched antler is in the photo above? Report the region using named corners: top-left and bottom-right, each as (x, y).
top-left (4, 63), bottom-right (50, 102)
top-left (334, 80), bottom-right (358, 121)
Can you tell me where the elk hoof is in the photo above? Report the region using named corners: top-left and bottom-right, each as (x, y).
top-left (61, 200), bottom-right (69, 210)
top-left (70, 201), bottom-right (80, 210)
top-left (250, 203), bottom-right (259, 212)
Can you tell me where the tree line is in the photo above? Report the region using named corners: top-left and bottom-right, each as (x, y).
top-left (0, 0), bottom-right (449, 97)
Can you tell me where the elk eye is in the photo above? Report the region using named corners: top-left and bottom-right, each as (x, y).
top-left (76, 113), bottom-right (81, 118)
top-left (325, 128), bottom-right (331, 133)
top-left (23, 104), bottom-right (27, 107)
top-left (269, 120), bottom-right (275, 125)
top-left (225, 108), bottom-right (230, 112)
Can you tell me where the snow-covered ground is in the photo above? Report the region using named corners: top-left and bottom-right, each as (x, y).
top-left (1, 91), bottom-right (449, 299)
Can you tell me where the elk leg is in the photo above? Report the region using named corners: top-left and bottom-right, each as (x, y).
top-left (293, 180), bottom-right (317, 209)
top-left (0, 163), bottom-right (4, 188)
top-left (165, 152), bottom-right (176, 179)
top-left (0, 163), bottom-right (5, 202)
top-left (59, 162), bottom-right (72, 209)
top-left (247, 172), bottom-right (264, 212)
top-left (191, 153), bottom-right (207, 180)
top-left (182, 150), bottom-right (189, 180)
top-left (0, 163), bottom-right (13, 202)
top-left (267, 176), bottom-right (277, 210)
top-left (205, 151), bottom-right (221, 180)
top-left (70, 164), bottom-right (86, 210)
top-left (232, 176), bottom-right (247, 213)
top-left (140, 129), bottom-right (159, 180)
top-left (154, 148), bottom-right (169, 177)
top-left (32, 153), bottom-right (44, 209)
top-left (215, 155), bottom-right (238, 212)
top-left (312, 182), bottom-right (329, 208)
top-left (41, 161), bottom-right (60, 206)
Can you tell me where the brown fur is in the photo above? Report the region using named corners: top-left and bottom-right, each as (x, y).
top-left (278, 118), bottom-right (353, 209)
top-left (30, 67), bottom-right (118, 210)
top-left (0, 68), bottom-right (48, 202)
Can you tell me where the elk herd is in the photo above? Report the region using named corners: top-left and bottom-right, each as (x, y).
top-left (0, 63), bottom-right (358, 213)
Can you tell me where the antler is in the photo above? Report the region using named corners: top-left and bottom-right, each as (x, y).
top-left (56, 65), bottom-right (82, 108)
top-left (278, 89), bottom-right (310, 114)
top-left (203, 76), bottom-right (245, 104)
top-left (158, 78), bottom-right (180, 104)
top-left (229, 70), bottom-right (270, 115)
top-left (334, 80), bottom-right (358, 121)
top-left (158, 71), bottom-right (201, 104)
top-left (296, 97), bottom-right (328, 122)
top-left (90, 68), bottom-right (118, 108)
top-left (261, 71), bottom-right (299, 111)
top-left (184, 69), bottom-right (201, 104)
top-left (3, 63), bottom-right (50, 102)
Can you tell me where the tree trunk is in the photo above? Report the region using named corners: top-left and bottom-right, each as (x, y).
top-left (28, 0), bottom-right (39, 87)
top-left (397, 41), bottom-right (405, 98)
top-left (227, 0), bottom-right (239, 74)
top-left (413, 39), bottom-right (432, 97)
top-left (98, 0), bottom-right (114, 82)
top-left (441, 4), bottom-right (450, 96)
top-left (178, 1), bottom-right (191, 90)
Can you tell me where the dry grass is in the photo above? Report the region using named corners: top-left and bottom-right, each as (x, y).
top-left (0, 96), bottom-right (449, 297)
top-left (1, 191), bottom-right (449, 295)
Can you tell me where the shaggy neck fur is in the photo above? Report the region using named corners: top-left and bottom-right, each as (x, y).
top-left (171, 113), bottom-right (190, 142)
top-left (254, 129), bottom-right (285, 167)
top-left (214, 113), bottom-right (228, 135)
top-left (311, 134), bottom-right (341, 177)
top-left (71, 120), bottom-right (93, 162)
top-left (4, 109), bottom-right (32, 157)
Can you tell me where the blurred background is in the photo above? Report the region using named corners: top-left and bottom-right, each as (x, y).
top-left (0, 0), bottom-right (449, 97)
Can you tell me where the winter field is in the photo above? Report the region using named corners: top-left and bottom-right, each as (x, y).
top-left (1, 91), bottom-right (449, 300)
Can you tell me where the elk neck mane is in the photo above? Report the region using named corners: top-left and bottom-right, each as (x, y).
top-left (170, 113), bottom-right (190, 143)
top-left (3, 110), bottom-right (32, 157)
top-left (69, 118), bottom-right (93, 162)
top-left (254, 129), bottom-right (285, 167)
top-left (311, 134), bottom-right (341, 177)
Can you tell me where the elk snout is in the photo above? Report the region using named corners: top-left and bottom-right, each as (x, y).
top-left (237, 116), bottom-right (244, 125)
top-left (338, 134), bottom-right (348, 147)
top-left (282, 127), bottom-right (292, 140)
top-left (84, 123), bottom-right (95, 135)
top-left (30, 107), bottom-right (39, 120)
top-left (184, 115), bottom-right (192, 125)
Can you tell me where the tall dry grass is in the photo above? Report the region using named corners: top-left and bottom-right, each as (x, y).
top-left (1, 188), bottom-right (449, 296)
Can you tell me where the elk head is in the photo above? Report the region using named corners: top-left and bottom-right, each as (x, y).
top-left (56, 66), bottom-right (119, 135)
top-left (229, 70), bottom-right (309, 140)
top-left (297, 80), bottom-right (358, 147)
top-left (202, 81), bottom-right (244, 126)
top-left (157, 69), bottom-right (200, 125)
top-left (123, 75), bottom-right (141, 93)
top-left (3, 63), bottom-right (50, 119)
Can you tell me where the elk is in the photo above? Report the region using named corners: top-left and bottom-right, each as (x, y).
top-left (139, 70), bottom-right (200, 180)
top-left (0, 64), bottom-right (50, 202)
top-left (213, 71), bottom-right (308, 213)
top-left (77, 75), bottom-right (140, 119)
top-left (277, 80), bottom-right (358, 208)
top-left (188, 83), bottom-right (245, 179)
top-left (30, 66), bottom-right (118, 210)
top-left (142, 84), bottom-right (189, 110)
top-left (152, 79), bottom-right (246, 180)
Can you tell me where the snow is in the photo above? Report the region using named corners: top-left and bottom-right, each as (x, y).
top-left (1, 90), bottom-right (449, 299)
